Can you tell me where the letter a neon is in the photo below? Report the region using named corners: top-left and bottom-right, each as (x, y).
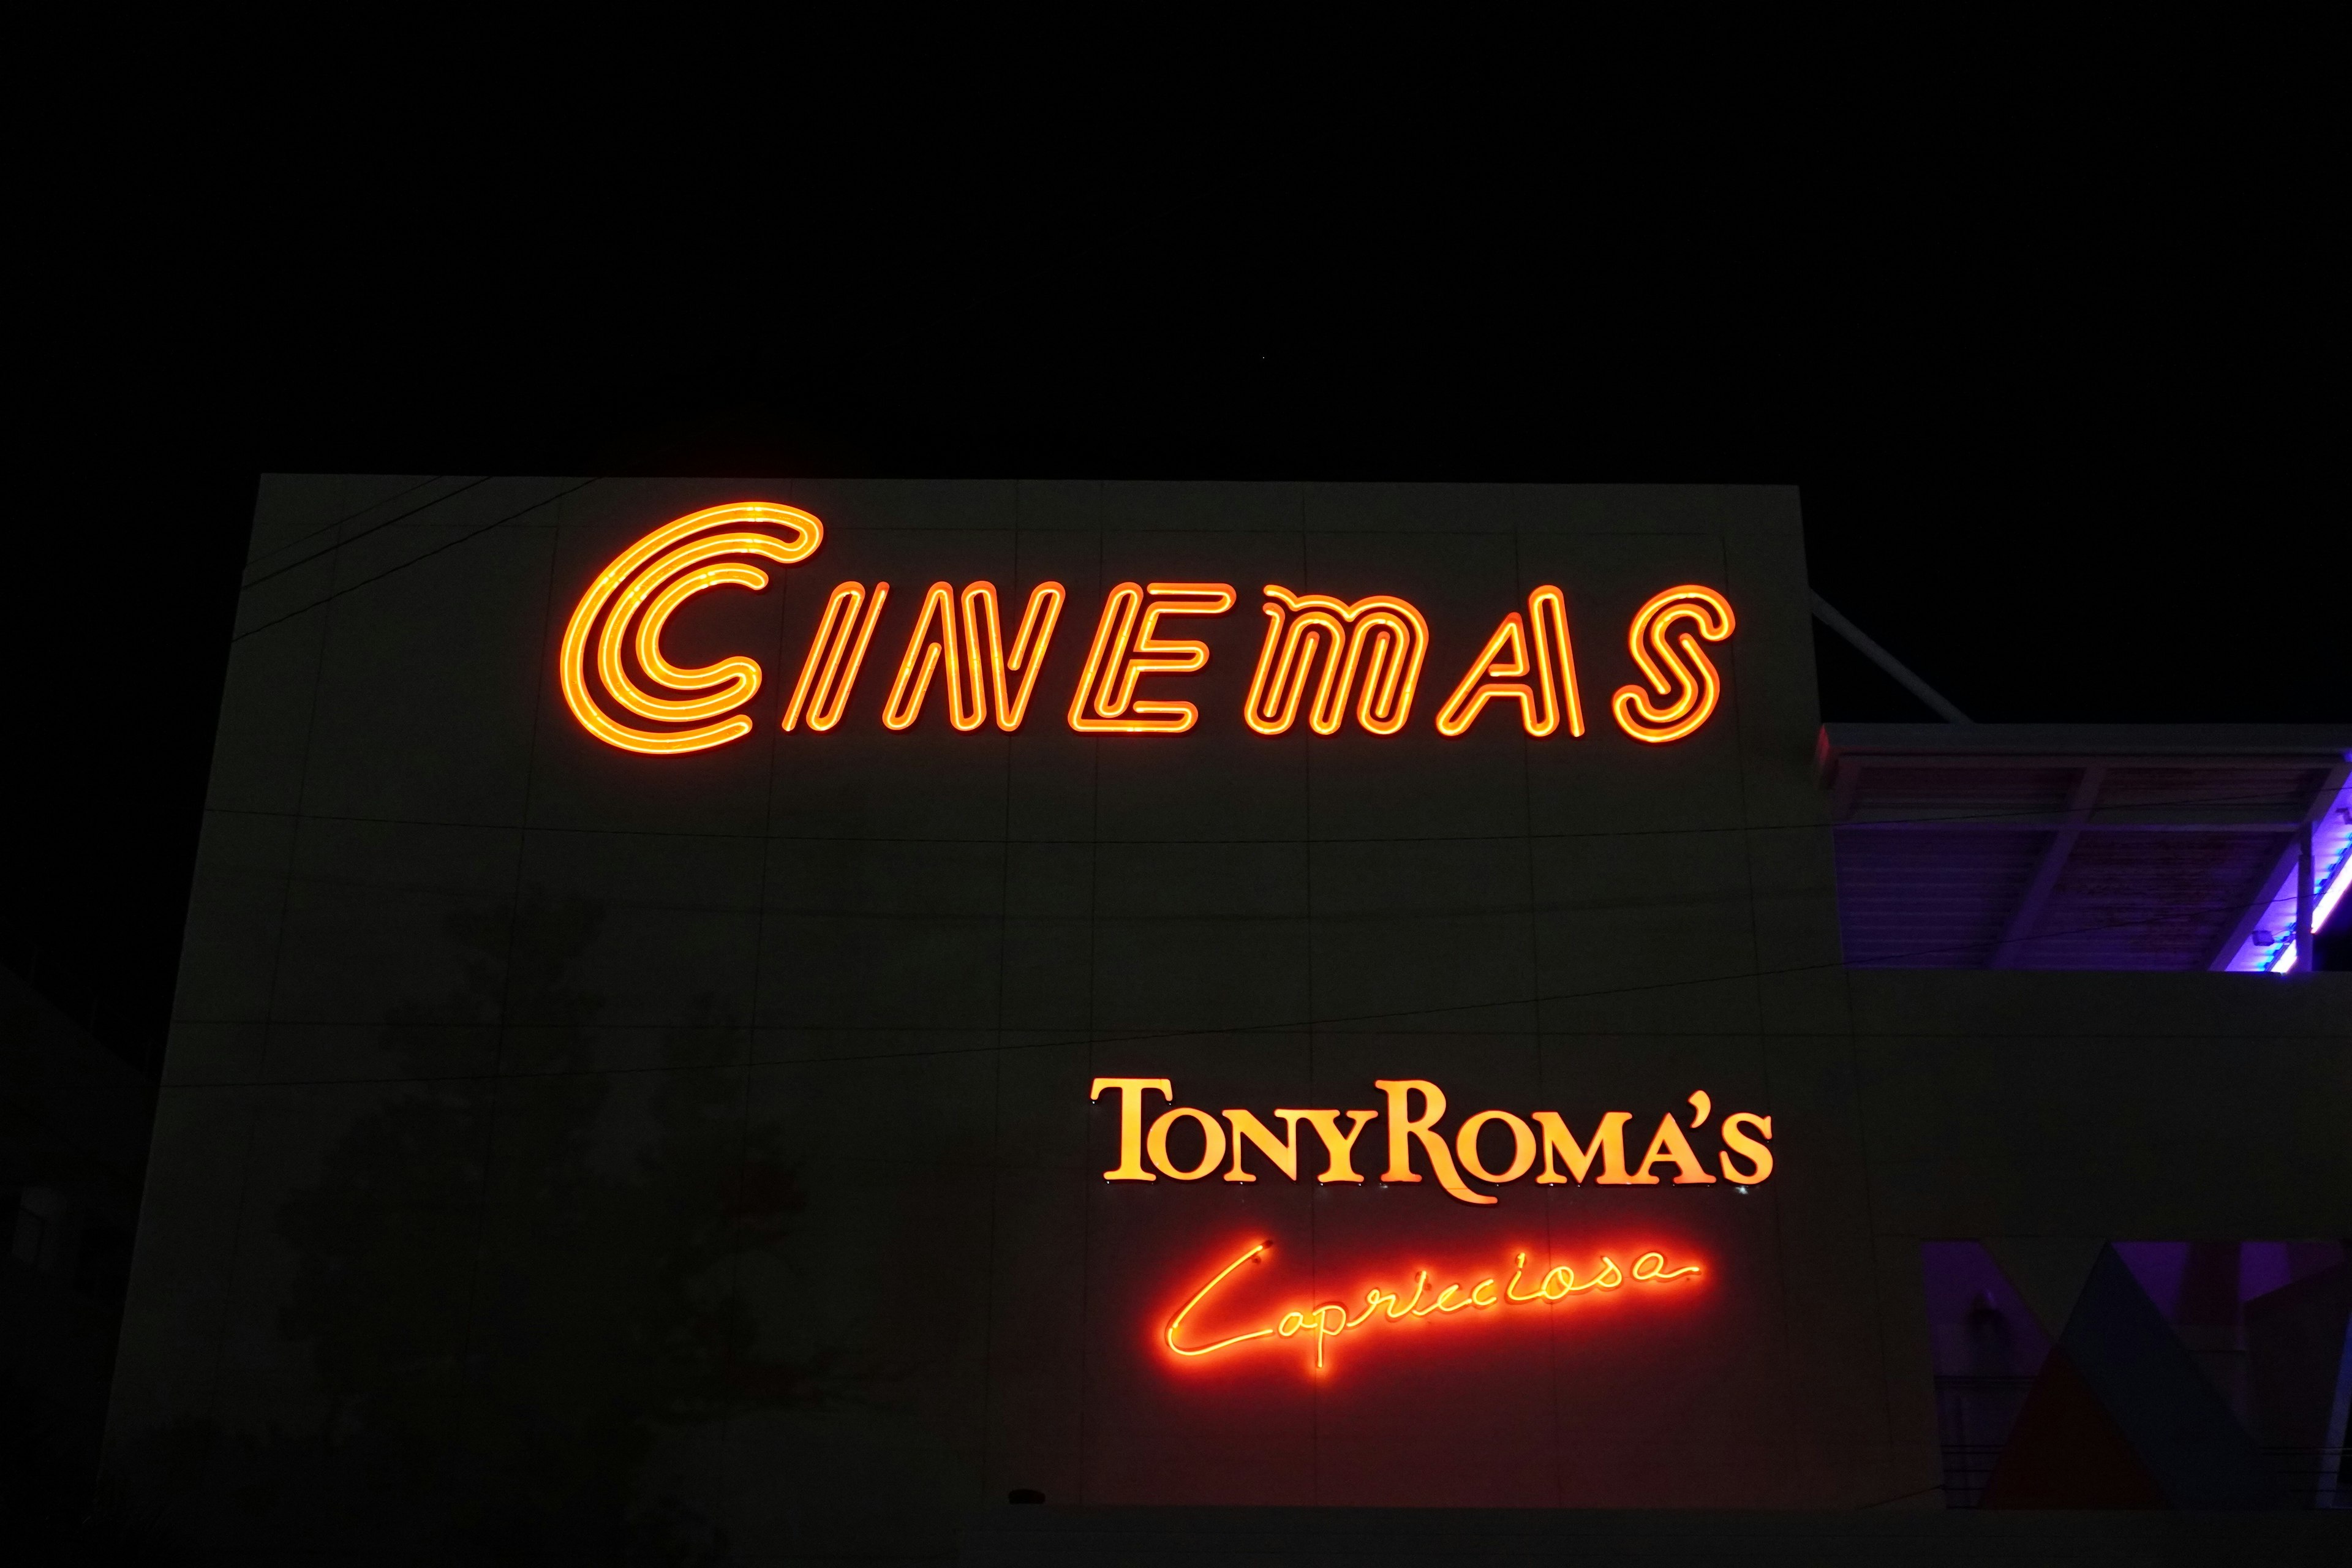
top-left (1433, 586), bottom-right (1583, 737)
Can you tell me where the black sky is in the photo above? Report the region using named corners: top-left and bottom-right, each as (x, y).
top-left (9, 110), bottom-right (2345, 1072)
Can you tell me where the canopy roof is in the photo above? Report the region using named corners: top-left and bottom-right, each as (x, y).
top-left (1816, 725), bottom-right (2352, 973)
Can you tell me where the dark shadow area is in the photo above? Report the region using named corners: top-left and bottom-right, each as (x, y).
top-left (80, 897), bottom-right (858, 1565)
top-left (0, 964), bottom-right (152, 1556)
top-left (0, 472), bottom-right (256, 1083)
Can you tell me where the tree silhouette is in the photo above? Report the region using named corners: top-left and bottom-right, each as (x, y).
top-left (256, 891), bottom-right (843, 1562)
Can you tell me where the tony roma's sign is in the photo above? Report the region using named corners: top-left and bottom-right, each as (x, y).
top-left (1090, 1076), bottom-right (1774, 1200)
top-left (560, 503), bottom-right (1741, 753)
top-left (1100, 1077), bottom-right (1770, 1373)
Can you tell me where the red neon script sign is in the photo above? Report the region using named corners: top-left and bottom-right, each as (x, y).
top-left (562, 504), bottom-right (1740, 750)
top-left (1167, 1242), bottom-right (1703, 1372)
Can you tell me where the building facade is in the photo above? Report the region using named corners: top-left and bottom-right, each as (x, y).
top-left (107, 479), bottom-right (2351, 1560)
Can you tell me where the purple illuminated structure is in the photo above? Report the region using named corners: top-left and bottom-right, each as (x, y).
top-left (1920, 1239), bottom-right (2352, 1507)
top-left (1820, 726), bottom-right (2352, 972)
top-left (2241, 777), bottom-right (2352, 973)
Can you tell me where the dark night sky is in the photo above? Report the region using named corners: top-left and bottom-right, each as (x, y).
top-left (9, 124), bottom-right (2345, 1074)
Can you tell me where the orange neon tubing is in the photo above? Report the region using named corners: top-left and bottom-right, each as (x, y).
top-left (1068, 581), bottom-right (1235, 733)
top-left (559, 502), bottom-right (823, 755)
top-left (1610, 584), bottom-right (1735, 744)
top-left (597, 533), bottom-right (810, 725)
top-left (1172, 1243), bottom-right (1704, 1371)
top-left (1069, 584), bottom-right (1143, 731)
top-left (1242, 586), bottom-right (1430, 736)
top-left (782, 581), bottom-right (890, 733)
top-left (1166, 1242), bottom-right (1276, 1357)
top-left (965, 581), bottom-right (1065, 731)
top-left (1432, 585), bottom-right (1584, 737)
top-left (631, 564), bottom-right (772, 722)
top-left (881, 580), bottom-right (1068, 731)
top-left (881, 582), bottom-right (979, 731)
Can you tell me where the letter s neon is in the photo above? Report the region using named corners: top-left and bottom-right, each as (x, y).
top-left (1610, 584), bottom-right (1735, 745)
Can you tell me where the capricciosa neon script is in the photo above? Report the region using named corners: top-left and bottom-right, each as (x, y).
top-left (561, 503), bottom-right (1738, 754)
top-left (1093, 1078), bottom-right (1774, 1205)
top-left (1169, 1242), bottom-right (1703, 1371)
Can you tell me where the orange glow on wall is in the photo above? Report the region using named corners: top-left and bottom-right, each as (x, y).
top-left (881, 580), bottom-right (1067, 732)
top-left (1610, 584), bottom-right (1736, 744)
top-left (1242, 586), bottom-right (1430, 736)
top-left (560, 502), bottom-right (824, 754)
top-left (782, 581), bottom-right (891, 733)
top-left (1166, 1241), bottom-right (1703, 1371)
top-left (1068, 582), bottom-right (1237, 733)
top-left (1432, 585), bottom-right (1584, 737)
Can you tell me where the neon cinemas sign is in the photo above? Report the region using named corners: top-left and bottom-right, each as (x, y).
top-left (560, 503), bottom-right (1740, 755)
top-left (1168, 1241), bottom-right (1703, 1372)
top-left (1090, 1078), bottom-right (1774, 1203)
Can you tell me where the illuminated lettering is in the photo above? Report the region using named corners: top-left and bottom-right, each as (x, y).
top-left (1532, 1110), bottom-right (1634, 1185)
top-left (1169, 1241), bottom-right (1705, 1371)
top-left (1291, 1109), bottom-right (1381, 1183)
top-left (967, 581), bottom-right (1066, 729)
top-left (571, 508), bottom-right (1748, 753)
top-left (1629, 1112), bottom-right (1718, 1185)
top-left (1147, 1106), bottom-right (1227, 1180)
top-left (1221, 1109), bottom-right (1309, 1183)
top-left (560, 502), bottom-right (826, 754)
top-left (881, 582), bottom-right (978, 731)
top-left (782, 581), bottom-right (890, 733)
top-left (571, 511), bottom-right (1747, 753)
top-left (1541, 1256), bottom-right (1623, 1296)
top-left (1718, 1112), bottom-right (1774, 1183)
top-left (1091, 1077), bottom-right (1172, 1181)
top-left (881, 580), bottom-right (1066, 731)
top-left (1068, 582), bottom-right (1237, 733)
top-left (1242, 586), bottom-right (1430, 736)
top-left (1433, 584), bottom-right (1584, 737)
top-left (1102, 1083), bottom-right (1772, 1198)
top-left (1164, 1242), bottom-right (1275, 1357)
top-left (1455, 1109), bottom-right (1537, 1185)
top-left (1373, 1079), bottom-right (1490, 1205)
top-left (1610, 584), bottom-right (1736, 744)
